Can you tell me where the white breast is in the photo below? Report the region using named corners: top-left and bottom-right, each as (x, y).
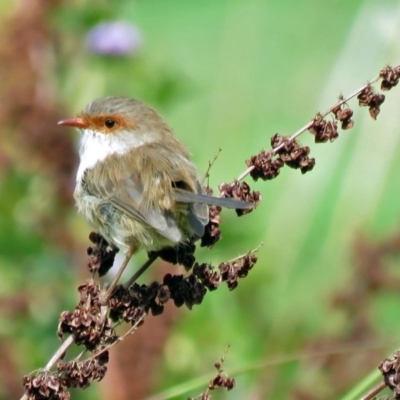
top-left (77, 129), bottom-right (154, 182)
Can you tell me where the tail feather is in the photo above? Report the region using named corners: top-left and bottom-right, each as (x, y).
top-left (175, 191), bottom-right (252, 209)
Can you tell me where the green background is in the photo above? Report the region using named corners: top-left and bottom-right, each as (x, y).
top-left (1, 0), bottom-right (400, 399)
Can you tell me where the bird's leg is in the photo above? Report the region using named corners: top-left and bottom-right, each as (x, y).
top-left (124, 252), bottom-right (159, 289)
top-left (104, 246), bottom-right (135, 299)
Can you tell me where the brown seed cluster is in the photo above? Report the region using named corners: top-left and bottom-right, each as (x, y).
top-left (379, 351), bottom-right (400, 398)
top-left (57, 354), bottom-right (108, 389)
top-left (379, 65), bottom-right (400, 91)
top-left (201, 205), bottom-right (222, 248)
top-left (192, 262), bottom-right (223, 291)
top-left (193, 252), bottom-right (258, 292)
top-left (309, 115), bottom-right (339, 143)
top-left (58, 281), bottom-right (117, 350)
top-left (200, 187), bottom-right (222, 249)
top-left (219, 181), bottom-right (261, 216)
top-left (246, 150), bottom-right (284, 181)
top-left (271, 134), bottom-right (316, 174)
top-left (149, 240), bottom-right (196, 270)
top-left (189, 347), bottom-right (236, 400)
top-left (23, 373), bottom-right (70, 400)
top-left (208, 374), bottom-right (235, 391)
top-left (157, 252), bottom-right (258, 309)
top-left (109, 282), bottom-right (162, 321)
top-left (218, 253), bottom-right (257, 290)
top-left (332, 104), bottom-right (354, 130)
top-left (109, 261), bottom-right (243, 319)
top-left (23, 354), bottom-right (110, 399)
top-left (87, 232), bottom-right (117, 277)
top-left (163, 273), bottom-right (207, 309)
top-left (357, 85), bottom-right (385, 120)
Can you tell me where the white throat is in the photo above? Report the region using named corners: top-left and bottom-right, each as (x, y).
top-left (77, 128), bottom-right (153, 182)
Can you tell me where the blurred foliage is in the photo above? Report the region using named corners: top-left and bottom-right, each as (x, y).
top-left (1, 0), bottom-right (400, 399)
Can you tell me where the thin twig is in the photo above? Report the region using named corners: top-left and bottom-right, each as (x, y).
top-left (87, 311), bottom-right (147, 361)
top-left (44, 335), bottom-right (75, 371)
top-left (124, 253), bottom-right (159, 289)
top-left (360, 381), bottom-right (387, 400)
top-left (203, 147), bottom-right (222, 184)
top-left (19, 335), bottom-right (76, 400)
top-left (227, 243), bottom-right (263, 263)
top-left (104, 247), bottom-right (135, 299)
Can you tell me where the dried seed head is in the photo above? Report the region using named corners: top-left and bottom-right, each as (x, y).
top-left (209, 373), bottom-right (236, 392)
top-left (272, 134), bottom-right (315, 173)
top-left (57, 356), bottom-right (108, 390)
top-left (23, 372), bottom-right (70, 400)
top-left (246, 150), bottom-right (283, 181)
top-left (163, 273), bottom-right (207, 309)
top-left (109, 282), bottom-right (160, 323)
top-left (379, 351), bottom-right (400, 395)
top-left (58, 307), bottom-right (117, 351)
top-left (332, 104), bottom-right (355, 130)
top-left (379, 66), bottom-right (400, 91)
top-left (87, 232), bottom-right (117, 276)
top-left (77, 281), bottom-right (101, 307)
top-left (309, 116), bottom-right (339, 142)
top-left (357, 85), bottom-right (385, 120)
top-left (219, 252), bottom-right (258, 290)
top-left (157, 285), bottom-right (171, 303)
top-left (201, 205), bottom-right (222, 248)
top-left (219, 181), bottom-right (261, 215)
top-left (150, 241), bottom-right (196, 270)
top-left (193, 262), bottom-right (222, 291)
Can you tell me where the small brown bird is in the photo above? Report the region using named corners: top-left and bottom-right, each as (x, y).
top-left (58, 96), bottom-right (250, 261)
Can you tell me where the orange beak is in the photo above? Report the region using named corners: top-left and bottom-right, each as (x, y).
top-left (58, 117), bottom-right (88, 128)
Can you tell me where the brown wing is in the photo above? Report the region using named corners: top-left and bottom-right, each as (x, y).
top-left (84, 143), bottom-right (208, 242)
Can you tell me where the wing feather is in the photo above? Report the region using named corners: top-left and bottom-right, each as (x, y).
top-left (83, 144), bottom-right (251, 244)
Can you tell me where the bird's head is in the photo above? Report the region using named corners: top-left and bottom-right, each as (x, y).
top-left (58, 96), bottom-right (172, 149)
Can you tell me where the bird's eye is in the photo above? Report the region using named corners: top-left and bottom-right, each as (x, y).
top-left (104, 119), bottom-right (116, 129)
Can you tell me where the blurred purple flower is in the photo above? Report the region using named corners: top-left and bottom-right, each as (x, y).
top-left (85, 21), bottom-right (143, 56)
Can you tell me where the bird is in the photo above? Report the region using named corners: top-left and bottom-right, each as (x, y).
top-left (58, 96), bottom-right (251, 289)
